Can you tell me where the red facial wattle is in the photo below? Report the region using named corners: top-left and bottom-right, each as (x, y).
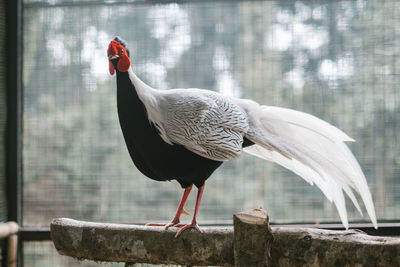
top-left (109, 60), bottom-right (115, 75)
top-left (107, 40), bottom-right (131, 75)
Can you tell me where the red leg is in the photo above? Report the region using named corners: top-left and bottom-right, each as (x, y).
top-left (175, 184), bottom-right (205, 238)
top-left (165, 185), bottom-right (193, 229)
top-left (146, 185), bottom-right (193, 228)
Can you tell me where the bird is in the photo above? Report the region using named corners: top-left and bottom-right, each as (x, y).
top-left (107, 37), bottom-right (378, 237)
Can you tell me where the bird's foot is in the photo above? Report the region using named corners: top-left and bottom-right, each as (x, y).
top-left (145, 221), bottom-right (186, 228)
top-left (164, 216), bottom-right (183, 230)
top-left (174, 222), bottom-right (202, 238)
top-left (164, 221), bottom-right (185, 230)
top-left (145, 222), bottom-right (184, 227)
top-left (145, 222), bottom-right (167, 227)
top-left (146, 208), bottom-right (191, 228)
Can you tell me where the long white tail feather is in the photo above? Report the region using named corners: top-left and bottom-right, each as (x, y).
top-left (259, 106), bottom-right (355, 142)
top-left (246, 146), bottom-right (335, 202)
top-left (343, 184), bottom-right (363, 216)
top-left (243, 105), bottom-right (378, 229)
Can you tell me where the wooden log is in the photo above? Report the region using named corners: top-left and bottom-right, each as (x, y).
top-left (233, 208), bottom-right (273, 267)
top-left (50, 218), bottom-right (234, 266)
top-left (270, 227), bottom-right (400, 266)
top-left (51, 218), bottom-right (400, 266)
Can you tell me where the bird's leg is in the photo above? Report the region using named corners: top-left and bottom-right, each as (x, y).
top-left (146, 185), bottom-right (192, 228)
top-left (175, 184), bottom-right (205, 238)
top-left (165, 185), bottom-right (193, 229)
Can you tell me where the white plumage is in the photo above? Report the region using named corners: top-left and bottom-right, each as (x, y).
top-left (129, 67), bottom-right (378, 229)
top-left (163, 89), bottom-right (249, 161)
top-left (241, 104), bottom-right (378, 229)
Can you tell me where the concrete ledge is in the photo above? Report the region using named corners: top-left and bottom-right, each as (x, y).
top-left (51, 217), bottom-right (400, 266)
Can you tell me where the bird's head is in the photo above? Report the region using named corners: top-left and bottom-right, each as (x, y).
top-left (107, 37), bottom-right (131, 75)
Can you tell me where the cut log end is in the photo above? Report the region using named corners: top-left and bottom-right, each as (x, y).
top-left (233, 208), bottom-right (274, 267)
top-left (234, 208), bottom-right (269, 225)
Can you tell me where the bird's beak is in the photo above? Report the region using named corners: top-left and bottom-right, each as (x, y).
top-left (108, 54), bottom-right (120, 61)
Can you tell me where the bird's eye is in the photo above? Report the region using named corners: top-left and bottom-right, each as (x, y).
top-left (120, 49), bottom-right (124, 55)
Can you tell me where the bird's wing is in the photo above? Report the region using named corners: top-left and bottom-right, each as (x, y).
top-left (237, 100), bottom-right (377, 229)
top-left (162, 91), bottom-right (249, 161)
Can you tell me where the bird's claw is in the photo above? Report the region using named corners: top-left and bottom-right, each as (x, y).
top-left (164, 221), bottom-right (185, 230)
top-left (174, 222), bottom-right (202, 238)
top-left (145, 223), bottom-right (167, 227)
top-left (145, 222), bottom-right (185, 228)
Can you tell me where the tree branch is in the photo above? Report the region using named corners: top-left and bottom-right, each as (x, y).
top-left (51, 217), bottom-right (400, 266)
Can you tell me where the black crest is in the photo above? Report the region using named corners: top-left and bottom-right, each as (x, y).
top-left (114, 36), bottom-right (130, 56)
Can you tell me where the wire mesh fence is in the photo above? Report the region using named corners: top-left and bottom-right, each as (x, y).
top-left (22, 0), bottom-right (400, 265)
